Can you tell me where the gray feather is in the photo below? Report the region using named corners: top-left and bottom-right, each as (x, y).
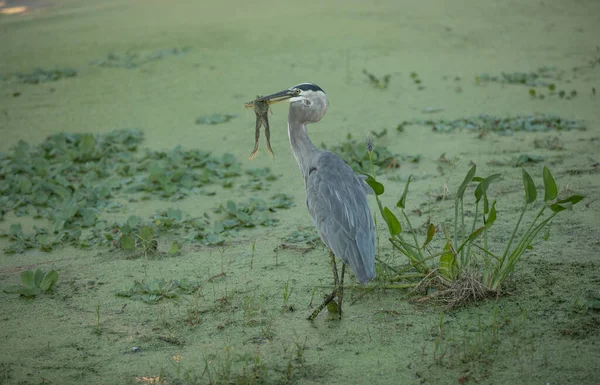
top-left (305, 151), bottom-right (376, 284)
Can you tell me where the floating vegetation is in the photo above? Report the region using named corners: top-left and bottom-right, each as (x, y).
top-left (396, 114), bottom-right (586, 135)
top-left (3, 269), bottom-right (59, 298)
top-left (488, 154), bottom-right (545, 167)
top-left (241, 167), bottom-right (279, 191)
top-left (410, 72), bottom-right (425, 90)
top-left (91, 47), bottom-right (190, 69)
top-left (529, 85), bottom-right (578, 101)
top-left (116, 278), bottom-right (201, 304)
top-left (363, 69), bottom-right (391, 89)
top-left (214, 194), bottom-right (295, 230)
top-left (195, 113), bottom-right (238, 125)
top-left (0, 128), bottom-right (291, 253)
top-left (283, 228), bottom-right (321, 247)
top-left (7, 67), bottom-right (77, 84)
top-left (476, 66), bottom-right (559, 87)
top-left (533, 137), bottom-right (564, 151)
top-left (322, 133), bottom-right (417, 174)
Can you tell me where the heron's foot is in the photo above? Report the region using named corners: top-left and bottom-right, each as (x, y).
top-left (306, 287), bottom-right (343, 321)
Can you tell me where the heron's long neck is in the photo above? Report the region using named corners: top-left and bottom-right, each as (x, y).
top-left (288, 120), bottom-right (318, 181)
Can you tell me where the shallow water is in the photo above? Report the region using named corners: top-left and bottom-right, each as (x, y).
top-left (1, 0), bottom-right (599, 384)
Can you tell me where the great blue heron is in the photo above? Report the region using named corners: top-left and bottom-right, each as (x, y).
top-left (257, 83), bottom-right (376, 320)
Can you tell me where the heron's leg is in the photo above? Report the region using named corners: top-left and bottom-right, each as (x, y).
top-left (338, 264), bottom-right (345, 320)
top-left (330, 250), bottom-right (339, 287)
top-left (307, 251), bottom-right (341, 321)
top-left (307, 290), bottom-right (337, 321)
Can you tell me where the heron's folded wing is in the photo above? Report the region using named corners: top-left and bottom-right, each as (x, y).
top-left (305, 152), bottom-right (375, 284)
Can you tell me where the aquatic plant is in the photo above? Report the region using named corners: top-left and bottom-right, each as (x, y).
top-left (4, 269), bottom-right (59, 297)
top-left (365, 146), bottom-right (583, 306)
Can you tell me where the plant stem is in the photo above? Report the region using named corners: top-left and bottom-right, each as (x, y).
top-left (401, 210), bottom-right (424, 260)
top-left (464, 201), bottom-right (479, 267)
top-left (499, 203), bottom-right (528, 267)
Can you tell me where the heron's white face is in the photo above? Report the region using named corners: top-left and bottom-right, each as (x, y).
top-left (288, 83), bottom-right (329, 124)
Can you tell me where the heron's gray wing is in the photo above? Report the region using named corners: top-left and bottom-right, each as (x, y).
top-left (306, 151), bottom-right (376, 284)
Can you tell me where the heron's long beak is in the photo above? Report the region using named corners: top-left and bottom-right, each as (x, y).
top-left (256, 88), bottom-right (300, 105)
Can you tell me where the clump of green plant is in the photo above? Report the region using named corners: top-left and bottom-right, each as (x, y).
top-left (4, 269), bottom-right (59, 297)
top-left (90, 47), bottom-right (190, 69)
top-left (529, 85), bottom-right (578, 101)
top-left (322, 133), bottom-right (414, 174)
top-left (476, 66), bottom-right (559, 87)
top-left (410, 72), bottom-right (425, 90)
top-left (362, 69), bottom-right (391, 89)
top-left (283, 228), bottom-right (321, 247)
top-left (214, 194), bottom-right (295, 230)
top-left (242, 167), bottom-right (279, 191)
top-left (366, 144), bottom-right (583, 306)
top-left (11, 67), bottom-right (77, 84)
top-left (116, 278), bottom-right (201, 304)
top-left (396, 113), bottom-right (586, 135)
top-left (0, 129), bottom-right (273, 254)
top-left (196, 113), bottom-right (238, 125)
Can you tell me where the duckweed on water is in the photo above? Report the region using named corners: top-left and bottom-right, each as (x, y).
top-left (396, 114), bottom-right (586, 135)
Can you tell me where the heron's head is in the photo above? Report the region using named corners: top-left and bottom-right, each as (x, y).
top-left (259, 83), bottom-right (328, 124)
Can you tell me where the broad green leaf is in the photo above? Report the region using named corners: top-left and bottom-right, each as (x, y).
top-left (168, 241), bottom-right (181, 255)
top-left (33, 269), bottom-right (44, 288)
top-left (9, 224), bottom-right (24, 237)
top-left (543, 166), bottom-right (557, 201)
top-left (80, 208), bottom-right (97, 227)
top-left (549, 194), bottom-right (583, 213)
top-left (474, 173), bottom-right (501, 204)
top-left (40, 270), bottom-right (59, 292)
top-left (457, 165), bottom-right (476, 200)
top-left (522, 168), bottom-right (537, 204)
top-left (557, 195), bottom-right (584, 205)
top-left (550, 203), bottom-right (567, 213)
top-left (78, 133), bottom-right (96, 155)
top-left (365, 175), bottom-right (384, 196)
top-left (396, 175), bottom-right (412, 209)
top-left (18, 287), bottom-right (41, 297)
top-left (383, 207), bottom-right (402, 236)
top-left (21, 270), bottom-right (36, 289)
top-left (422, 223), bottom-right (435, 249)
top-left (167, 208), bottom-right (183, 221)
top-left (127, 215), bottom-right (142, 228)
top-left (120, 234), bottom-right (135, 250)
top-left (139, 226), bottom-right (154, 241)
top-left (484, 201), bottom-right (497, 227)
top-left (226, 200), bottom-right (237, 214)
top-left (466, 226), bottom-right (485, 244)
top-left (439, 242), bottom-right (456, 280)
top-left (19, 177), bottom-right (32, 193)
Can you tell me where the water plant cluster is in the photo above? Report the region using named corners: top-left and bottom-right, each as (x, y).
top-left (0, 129), bottom-right (290, 253)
